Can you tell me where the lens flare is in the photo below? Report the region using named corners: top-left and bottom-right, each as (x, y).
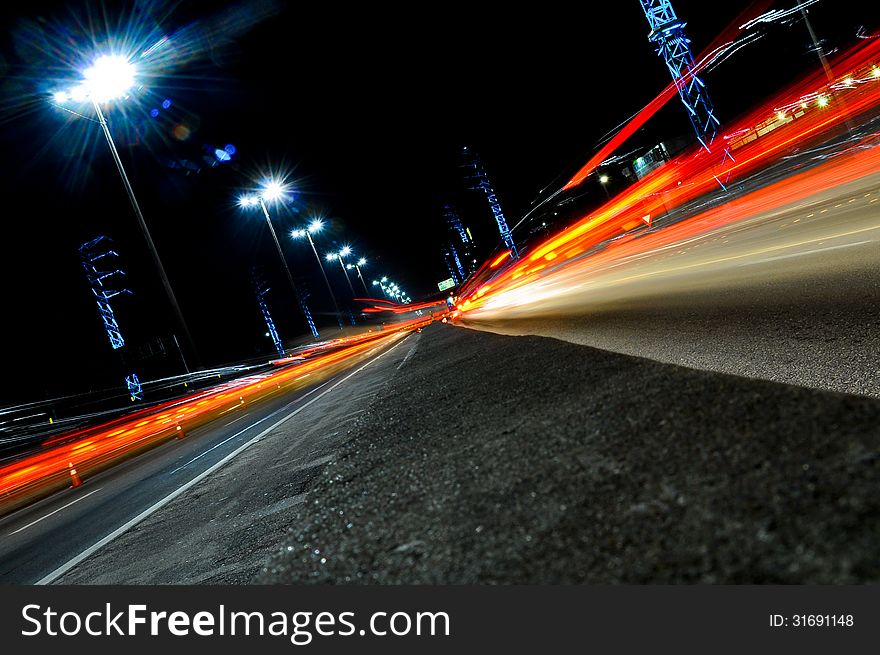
top-left (82, 55), bottom-right (136, 103)
top-left (261, 179), bottom-right (284, 201)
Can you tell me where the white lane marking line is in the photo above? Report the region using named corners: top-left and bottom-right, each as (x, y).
top-left (397, 338), bottom-right (420, 370)
top-left (223, 413), bottom-right (250, 428)
top-left (36, 335), bottom-right (409, 585)
top-left (8, 488), bottom-right (102, 536)
top-left (218, 404), bottom-right (244, 417)
top-left (741, 239), bottom-right (872, 266)
top-left (167, 381), bottom-right (330, 475)
top-left (613, 224), bottom-right (880, 284)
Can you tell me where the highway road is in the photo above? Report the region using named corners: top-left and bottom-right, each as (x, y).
top-left (460, 164), bottom-right (880, 397)
top-left (0, 334), bottom-right (412, 584)
top-left (2, 315), bottom-right (877, 584)
top-left (259, 323), bottom-right (880, 584)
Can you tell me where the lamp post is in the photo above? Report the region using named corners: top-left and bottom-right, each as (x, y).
top-left (53, 54), bottom-right (197, 367)
top-left (326, 247), bottom-right (356, 297)
top-left (240, 180), bottom-right (318, 339)
top-left (291, 219), bottom-right (343, 330)
top-left (372, 280), bottom-right (393, 300)
top-left (372, 276), bottom-right (410, 304)
top-left (348, 257), bottom-right (369, 296)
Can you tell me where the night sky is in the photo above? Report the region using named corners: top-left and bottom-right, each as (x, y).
top-left (0, 0), bottom-right (874, 404)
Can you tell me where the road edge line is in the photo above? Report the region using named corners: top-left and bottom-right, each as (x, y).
top-left (36, 334), bottom-right (410, 585)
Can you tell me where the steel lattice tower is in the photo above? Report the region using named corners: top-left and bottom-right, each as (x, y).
top-left (252, 268), bottom-right (286, 358)
top-left (639, 0), bottom-right (720, 150)
top-left (443, 204), bottom-right (477, 276)
top-left (463, 148), bottom-right (519, 259)
top-left (80, 236), bottom-right (143, 401)
top-left (443, 244), bottom-right (464, 284)
top-left (444, 204), bottom-right (470, 246)
top-left (449, 244), bottom-right (465, 281)
top-left (299, 285), bottom-right (320, 339)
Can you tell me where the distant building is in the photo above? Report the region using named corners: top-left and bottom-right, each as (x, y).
top-left (629, 136), bottom-right (691, 180)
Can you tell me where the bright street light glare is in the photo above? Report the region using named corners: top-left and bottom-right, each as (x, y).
top-left (291, 229), bottom-right (305, 238)
top-left (599, 174), bottom-right (609, 184)
top-left (238, 195), bottom-right (259, 208)
top-left (381, 276), bottom-right (387, 282)
top-left (261, 180), bottom-right (284, 201)
top-left (325, 252), bottom-right (337, 261)
top-left (339, 246), bottom-right (352, 257)
top-left (82, 55), bottom-right (136, 103)
top-left (347, 264), bottom-right (354, 269)
top-left (69, 84), bottom-right (90, 103)
top-left (357, 258), bottom-right (366, 266)
top-left (53, 91), bottom-right (70, 104)
top-left (308, 219), bottom-right (323, 233)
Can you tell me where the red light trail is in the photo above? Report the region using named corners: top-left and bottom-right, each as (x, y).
top-left (0, 319), bottom-right (429, 516)
top-left (563, 0), bottom-right (774, 190)
top-left (456, 35), bottom-right (880, 317)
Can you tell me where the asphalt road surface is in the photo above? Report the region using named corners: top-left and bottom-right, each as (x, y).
top-left (0, 335), bottom-right (412, 584)
top-left (261, 323), bottom-right (879, 584)
top-left (461, 168), bottom-right (880, 397)
top-left (5, 323), bottom-right (877, 584)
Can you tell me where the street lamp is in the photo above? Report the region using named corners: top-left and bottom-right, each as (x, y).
top-left (598, 173), bottom-right (611, 199)
top-left (291, 218), bottom-right (343, 329)
top-left (239, 178), bottom-right (317, 339)
top-left (372, 275), bottom-right (409, 303)
top-left (327, 247), bottom-right (356, 296)
top-left (347, 257), bottom-right (370, 295)
top-left (374, 276), bottom-right (409, 304)
top-left (53, 53), bottom-right (197, 367)
top-left (372, 280), bottom-right (391, 300)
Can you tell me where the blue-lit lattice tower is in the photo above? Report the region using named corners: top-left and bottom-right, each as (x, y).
top-left (287, 274), bottom-right (320, 339)
top-left (443, 246), bottom-right (462, 284)
top-left (80, 236), bottom-right (143, 401)
top-left (445, 204), bottom-right (469, 244)
top-left (463, 148), bottom-right (519, 259)
top-left (448, 244), bottom-right (465, 281)
top-left (443, 204), bottom-right (476, 276)
top-left (639, 0), bottom-right (720, 150)
top-left (252, 269), bottom-right (286, 357)
top-left (299, 284), bottom-right (320, 339)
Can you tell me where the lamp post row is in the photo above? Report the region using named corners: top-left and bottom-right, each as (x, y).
top-left (52, 53), bottom-right (409, 368)
top-left (241, 183), bottom-right (400, 333)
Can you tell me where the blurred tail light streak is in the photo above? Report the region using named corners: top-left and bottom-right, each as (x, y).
top-left (458, 34), bottom-right (880, 317)
top-left (0, 319), bottom-right (429, 516)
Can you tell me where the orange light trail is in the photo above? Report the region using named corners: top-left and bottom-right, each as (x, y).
top-left (0, 318), bottom-right (430, 516)
top-left (458, 34), bottom-right (880, 316)
top-left (490, 250), bottom-right (512, 268)
top-left (359, 299), bottom-right (447, 315)
top-left (563, 0), bottom-right (774, 190)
